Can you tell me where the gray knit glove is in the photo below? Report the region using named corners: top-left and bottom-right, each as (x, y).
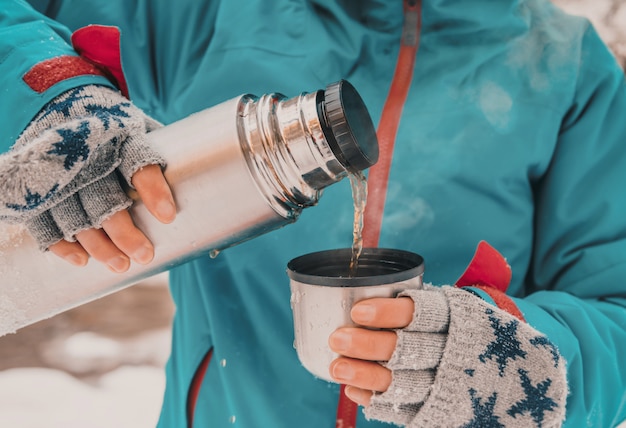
top-left (0, 85), bottom-right (165, 250)
top-left (364, 286), bottom-right (568, 428)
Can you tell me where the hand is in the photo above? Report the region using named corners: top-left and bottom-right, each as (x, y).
top-left (0, 85), bottom-right (171, 271)
top-left (328, 297), bottom-right (414, 405)
top-left (48, 164), bottom-right (176, 272)
top-left (328, 287), bottom-right (567, 427)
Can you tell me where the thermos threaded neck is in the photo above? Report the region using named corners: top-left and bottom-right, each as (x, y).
top-left (238, 80), bottom-right (379, 220)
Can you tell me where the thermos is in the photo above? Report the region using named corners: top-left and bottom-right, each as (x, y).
top-left (0, 80), bottom-right (378, 336)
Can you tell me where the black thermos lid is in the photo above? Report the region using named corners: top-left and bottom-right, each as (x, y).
top-left (317, 80), bottom-right (379, 173)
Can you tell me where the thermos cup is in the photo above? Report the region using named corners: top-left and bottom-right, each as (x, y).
top-left (287, 248), bottom-right (424, 382)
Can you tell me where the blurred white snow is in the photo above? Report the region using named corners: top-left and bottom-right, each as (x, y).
top-left (0, 276), bottom-right (173, 427)
top-left (0, 365), bottom-right (165, 428)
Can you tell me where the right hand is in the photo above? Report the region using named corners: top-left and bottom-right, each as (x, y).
top-left (49, 164), bottom-right (176, 272)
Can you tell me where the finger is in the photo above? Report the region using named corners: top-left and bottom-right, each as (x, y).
top-left (329, 327), bottom-right (397, 361)
top-left (131, 164), bottom-right (176, 223)
top-left (75, 228), bottom-right (130, 273)
top-left (344, 386), bottom-right (373, 407)
top-left (49, 240), bottom-right (89, 267)
top-left (351, 297), bottom-right (414, 329)
top-left (101, 210), bottom-right (154, 264)
top-left (329, 357), bottom-right (391, 392)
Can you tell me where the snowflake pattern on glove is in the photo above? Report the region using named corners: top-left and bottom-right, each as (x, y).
top-left (530, 336), bottom-right (561, 368)
top-left (47, 121), bottom-right (92, 171)
top-left (364, 287), bottom-right (568, 428)
top-left (0, 85), bottom-right (164, 249)
top-left (4, 185), bottom-right (59, 212)
top-left (462, 389), bottom-right (504, 428)
top-left (0, 85), bottom-right (158, 222)
top-left (507, 369), bottom-right (559, 426)
top-left (479, 308), bottom-right (528, 376)
top-left (37, 87), bottom-right (94, 121)
top-left (457, 304), bottom-right (567, 428)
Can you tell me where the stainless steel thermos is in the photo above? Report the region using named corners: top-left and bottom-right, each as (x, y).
top-left (0, 80), bottom-right (378, 336)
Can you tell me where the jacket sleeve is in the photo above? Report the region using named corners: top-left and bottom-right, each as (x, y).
top-left (0, 0), bottom-right (115, 154)
top-left (513, 25), bottom-right (626, 427)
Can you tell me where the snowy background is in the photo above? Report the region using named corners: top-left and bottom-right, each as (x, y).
top-left (1, 1), bottom-right (625, 427)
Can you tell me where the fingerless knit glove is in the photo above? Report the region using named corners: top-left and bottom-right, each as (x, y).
top-left (365, 286), bottom-right (568, 428)
top-left (0, 85), bottom-right (165, 250)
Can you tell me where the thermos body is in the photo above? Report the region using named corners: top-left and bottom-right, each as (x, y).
top-left (0, 81), bottom-right (378, 336)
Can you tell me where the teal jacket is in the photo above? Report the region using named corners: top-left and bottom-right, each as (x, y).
top-left (2, 0), bottom-right (626, 426)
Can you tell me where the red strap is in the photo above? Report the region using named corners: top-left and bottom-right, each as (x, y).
top-left (71, 25), bottom-right (130, 98)
top-left (336, 384), bottom-right (359, 428)
top-left (456, 241), bottom-right (524, 321)
top-left (22, 55), bottom-right (107, 93)
top-left (470, 284), bottom-right (526, 322)
top-left (187, 349), bottom-right (213, 428)
top-left (336, 1), bottom-right (423, 426)
top-left (361, 0), bottom-right (423, 248)
top-left (456, 241), bottom-right (512, 292)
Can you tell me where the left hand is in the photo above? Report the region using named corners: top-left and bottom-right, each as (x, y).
top-left (328, 286), bottom-right (568, 427)
top-left (328, 297), bottom-right (414, 405)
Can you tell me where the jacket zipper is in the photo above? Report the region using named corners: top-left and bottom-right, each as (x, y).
top-left (187, 348), bottom-right (213, 428)
top-left (336, 1), bottom-right (423, 427)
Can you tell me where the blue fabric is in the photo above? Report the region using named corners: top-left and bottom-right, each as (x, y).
top-left (3, 0), bottom-right (626, 426)
top-left (0, 1), bottom-right (115, 152)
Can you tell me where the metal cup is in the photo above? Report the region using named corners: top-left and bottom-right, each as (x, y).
top-left (287, 248), bottom-right (424, 382)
